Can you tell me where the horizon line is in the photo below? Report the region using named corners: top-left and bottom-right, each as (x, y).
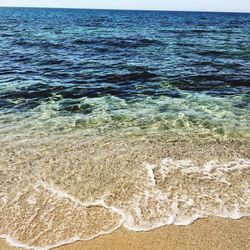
top-left (0, 6), bottom-right (250, 14)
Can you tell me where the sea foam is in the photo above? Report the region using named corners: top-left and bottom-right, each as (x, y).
top-left (1, 158), bottom-right (249, 250)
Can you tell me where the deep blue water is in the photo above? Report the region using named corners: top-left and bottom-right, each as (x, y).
top-left (0, 8), bottom-right (249, 137)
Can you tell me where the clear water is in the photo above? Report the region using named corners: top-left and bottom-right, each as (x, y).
top-left (0, 8), bottom-right (249, 138)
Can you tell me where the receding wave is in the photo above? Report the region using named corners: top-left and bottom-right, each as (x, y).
top-left (0, 151), bottom-right (249, 249)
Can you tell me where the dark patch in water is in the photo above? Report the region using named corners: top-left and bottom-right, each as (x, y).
top-left (72, 39), bottom-right (96, 45)
top-left (0, 100), bottom-right (13, 109)
top-left (39, 59), bottom-right (65, 65)
top-left (191, 29), bottom-right (209, 33)
top-left (97, 72), bottom-right (158, 83)
top-left (0, 83), bottom-right (65, 100)
top-left (73, 37), bottom-right (162, 48)
top-left (59, 101), bottom-right (94, 114)
top-left (14, 39), bottom-right (63, 49)
top-left (198, 50), bottom-right (228, 57)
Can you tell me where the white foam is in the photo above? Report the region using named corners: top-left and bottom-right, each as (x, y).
top-left (39, 180), bottom-right (107, 207)
top-left (1, 220), bottom-right (124, 250)
top-left (121, 158), bottom-right (250, 231)
top-left (27, 195), bottom-right (37, 205)
top-left (1, 234), bottom-right (81, 250)
top-left (144, 163), bottom-right (156, 186)
top-left (0, 182), bottom-right (123, 250)
top-left (1, 158), bottom-right (249, 250)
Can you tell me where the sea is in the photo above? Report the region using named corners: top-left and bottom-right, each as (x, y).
top-left (0, 7), bottom-right (249, 250)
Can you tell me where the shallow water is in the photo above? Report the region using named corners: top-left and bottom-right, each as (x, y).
top-left (0, 8), bottom-right (250, 250)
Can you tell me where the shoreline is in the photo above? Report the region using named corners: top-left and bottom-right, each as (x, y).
top-left (0, 135), bottom-right (249, 249)
top-left (1, 134), bottom-right (249, 249)
top-left (1, 217), bottom-right (249, 250)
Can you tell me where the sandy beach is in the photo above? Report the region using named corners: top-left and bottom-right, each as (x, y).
top-left (0, 134), bottom-right (249, 250)
top-left (1, 217), bottom-right (249, 250)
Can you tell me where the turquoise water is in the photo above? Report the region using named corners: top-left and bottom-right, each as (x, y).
top-left (0, 8), bottom-right (249, 139)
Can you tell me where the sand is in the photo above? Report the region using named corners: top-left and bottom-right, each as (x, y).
top-left (1, 217), bottom-right (249, 250)
top-left (1, 134), bottom-right (249, 250)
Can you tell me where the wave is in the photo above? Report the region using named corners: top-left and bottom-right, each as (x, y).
top-left (72, 37), bottom-right (162, 48)
top-left (172, 75), bottom-right (250, 91)
top-left (0, 158), bottom-right (249, 250)
top-left (39, 59), bottom-right (65, 66)
top-left (13, 40), bottom-right (64, 49)
top-left (96, 72), bottom-right (158, 83)
top-left (198, 50), bottom-right (228, 56)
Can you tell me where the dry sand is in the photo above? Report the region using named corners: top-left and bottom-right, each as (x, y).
top-left (1, 217), bottom-right (249, 250)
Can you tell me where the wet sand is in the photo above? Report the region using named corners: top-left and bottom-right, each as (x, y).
top-left (1, 217), bottom-right (249, 250)
top-left (0, 134), bottom-right (249, 249)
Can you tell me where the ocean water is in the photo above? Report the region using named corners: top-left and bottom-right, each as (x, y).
top-left (0, 8), bottom-right (250, 250)
top-left (0, 8), bottom-right (250, 138)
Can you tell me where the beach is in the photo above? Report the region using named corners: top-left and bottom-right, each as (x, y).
top-left (0, 133), bottom-right (249, 249)
top-left (1, 217), bottom-right (250, 250)
top-left (0, 8), bottom-right (250, 250)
